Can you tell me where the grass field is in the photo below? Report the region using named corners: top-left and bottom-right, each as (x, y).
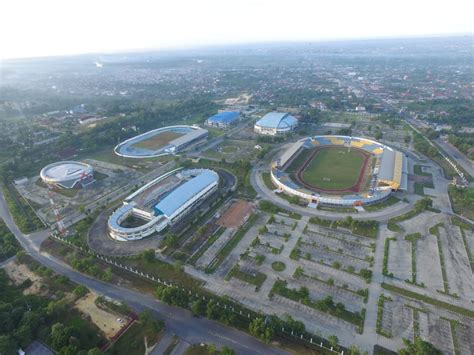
top-left (301, 147), bottom-right (366, 190)
top-left (132, 131), bottom-right (183, 150)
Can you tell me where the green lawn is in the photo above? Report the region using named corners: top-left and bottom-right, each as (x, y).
top-left (448, 186), bottom-right (474, 220)
top-left (107, 321), bottom-right (163, 355)
top-left (301, 147), bottom-right (366, 190)
top-left (227, 265), bottom-right (267, 291)
top-left (364, 196), bottom-right (400, 212)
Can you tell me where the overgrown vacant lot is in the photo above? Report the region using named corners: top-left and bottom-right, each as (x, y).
top-left (301, 147), bottom-right (366, 190)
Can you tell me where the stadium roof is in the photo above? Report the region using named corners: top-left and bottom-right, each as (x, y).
top-left (255, 112), bottom-right (298, 129)
top-left (153, 170), bottom-right (218, 218)
top-left (207, 111), bottom-right (240, 124)
top-left (379, 149), bottom-right (406, 190)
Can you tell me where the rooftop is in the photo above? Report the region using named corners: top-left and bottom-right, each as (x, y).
top-left (41, 161), bottom-right (91, 180)
top-left (207, 111), bottom-right (240, 124)
top-left (255, 112), bottom-right (298, 129)
top-left (153, 170), bottom-right (218, 218)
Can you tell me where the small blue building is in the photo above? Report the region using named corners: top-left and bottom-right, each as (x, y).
top-left (206, 111), bottom-right (240, 128)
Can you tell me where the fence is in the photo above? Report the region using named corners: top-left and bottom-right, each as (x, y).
top-left (51, 234), bottom-right (345, 354)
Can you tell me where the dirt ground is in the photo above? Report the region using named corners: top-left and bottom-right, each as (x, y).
top-left (132, 131), bottom-right (183, 150)
top-left (4, 261), bottom-right (45, 295)
top-left (74, 292), bottom-right (129, 339)
top-left (216, 200), bottom-right (253, 228)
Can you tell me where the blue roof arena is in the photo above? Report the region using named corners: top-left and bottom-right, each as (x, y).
top-left (108, 168), bottom-right (219, 241)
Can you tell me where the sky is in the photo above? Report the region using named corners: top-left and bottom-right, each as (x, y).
top-left (1, 0), bottom-right (473, 59)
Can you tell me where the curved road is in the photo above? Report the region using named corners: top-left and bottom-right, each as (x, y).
top-left (0, 191), bottom-right (287, 355)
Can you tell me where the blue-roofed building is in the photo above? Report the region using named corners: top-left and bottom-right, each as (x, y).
top-left (206, 111), bottom-right (240, 128)
top-left (254, 112), bottom-right (298, 136)
top-left (107, 168), bottom-right (219, 241)
top-left (154, 170), bottom-right (219, 221)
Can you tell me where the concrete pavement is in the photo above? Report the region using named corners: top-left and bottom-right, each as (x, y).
top-left (0, 190), bottom-right (288, 355)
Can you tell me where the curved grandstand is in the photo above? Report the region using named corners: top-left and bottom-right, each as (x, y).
top-left (108, 168), bottom-right (219, 241)
top-left (254, 112), bottom-right (298, 136)
top-left (40, 161), bottom-right (94, 189)
top-left (114, 125), bottom-right (208, 158)
top-left (271, 136), bottom-right (408, 207)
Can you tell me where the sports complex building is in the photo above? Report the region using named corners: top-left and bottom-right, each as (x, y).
top-left (114, 125), bottom-right (208, 158)
top-left (270, 136), bottom-right (408, 207)
top-left (254, 112), bottom-right (298, 136)
top-left (40, 161), bottom-right (94, 189)
top-left (108, 168), bottom-right (219, 241)
top-left (206, 111), bottom-right (240, 128)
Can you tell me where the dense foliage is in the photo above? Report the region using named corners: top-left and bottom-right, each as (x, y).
top-left (0, 221), bottom-right (20, 261)
top-left (0, 268), bottom-right (104, 354)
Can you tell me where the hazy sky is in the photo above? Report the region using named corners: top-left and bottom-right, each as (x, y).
top-left (1, 0), bottom-right (472, 59)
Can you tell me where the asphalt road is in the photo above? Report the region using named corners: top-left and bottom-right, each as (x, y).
top-left (0, 191), bottom-right (287, 355)
top-left (435, 138), bottom-right (474, 178)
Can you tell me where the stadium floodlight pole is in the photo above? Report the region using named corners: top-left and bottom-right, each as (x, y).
top-left (47, 185), bottom-right (67, 236)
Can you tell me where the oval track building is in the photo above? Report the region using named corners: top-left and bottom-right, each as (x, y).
top-left (40, 161), bottom-right (94, 189)
top-left (108, 168), bottom-right (219, 241)
top-left (114, 125), bottom-right (208, 158)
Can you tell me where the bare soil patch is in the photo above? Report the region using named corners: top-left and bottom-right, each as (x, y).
top-left (74, 292), bottom-right (129, 339)
top-left (216, 200), bottom-right (253, 228)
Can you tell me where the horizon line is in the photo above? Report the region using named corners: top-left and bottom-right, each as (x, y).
top-left (2, 32), bottom-right (472, 62)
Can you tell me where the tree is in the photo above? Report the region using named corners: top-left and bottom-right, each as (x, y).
top-left (155, 286), bottom-right (189, 308)
top-left (207, 344), bottom-right (217, 354)
top-left (73, 285), bottom-right (89, 297)
top-left (162, 233), bottom-right (179, 248)
top-left (0, 335), bottom-right (16, 355)
top-left (191, 299), bottom-right (206, 316)
top-left (140, 249), bottom-right (155, 263)
top-left (139, 311), bottom-right (163, 332)
top-left (348, 344), bottom-right (361, 355)
top-left (206, 300), bottom-right (220, 319)
top-left (221, 346), bottom-right (236, 355)
top-left (249, 318), bottom-right (274, 342)
top-left (87, 348), bottom-right (104, 355)
top-left (51, 323), bottom-right (72, 350)
top-left (328, 335), bottom-right (339, 348)
top-left (399, 337), bottom-right (442, 355)
top-left (13, 324), bottom-right (32, 348)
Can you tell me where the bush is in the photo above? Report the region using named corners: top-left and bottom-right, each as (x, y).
top-left (271, 261), bottom-right (286, 272)
top-left (73, 285), bottom-right (89, 298)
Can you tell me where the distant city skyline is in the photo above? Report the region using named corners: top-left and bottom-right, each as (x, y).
top-left (1, 0), bottom-right (473, 60)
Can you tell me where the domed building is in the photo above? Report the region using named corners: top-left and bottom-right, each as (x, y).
top-left (254, 112), bottom-right (298, 136)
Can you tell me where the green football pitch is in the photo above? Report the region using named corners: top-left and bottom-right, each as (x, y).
top-left (301, 147), bottom-right (367, 191)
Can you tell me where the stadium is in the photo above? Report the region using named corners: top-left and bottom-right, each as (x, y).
top-left (108, 168), bottom-right (219, 241)
top-left (40, 161), bottom-right (94, 189)
top-left (254, 112), bottom-right (298, 136)
top-left (114, 125), bottom-right (208, 158)
top-left (206, 111), bottom-right (240, 128)
top-left (270, 136), bottom-right (408, 207)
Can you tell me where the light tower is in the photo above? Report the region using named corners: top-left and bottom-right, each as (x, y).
top-left (47, 186), bottom-right (67, 236)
